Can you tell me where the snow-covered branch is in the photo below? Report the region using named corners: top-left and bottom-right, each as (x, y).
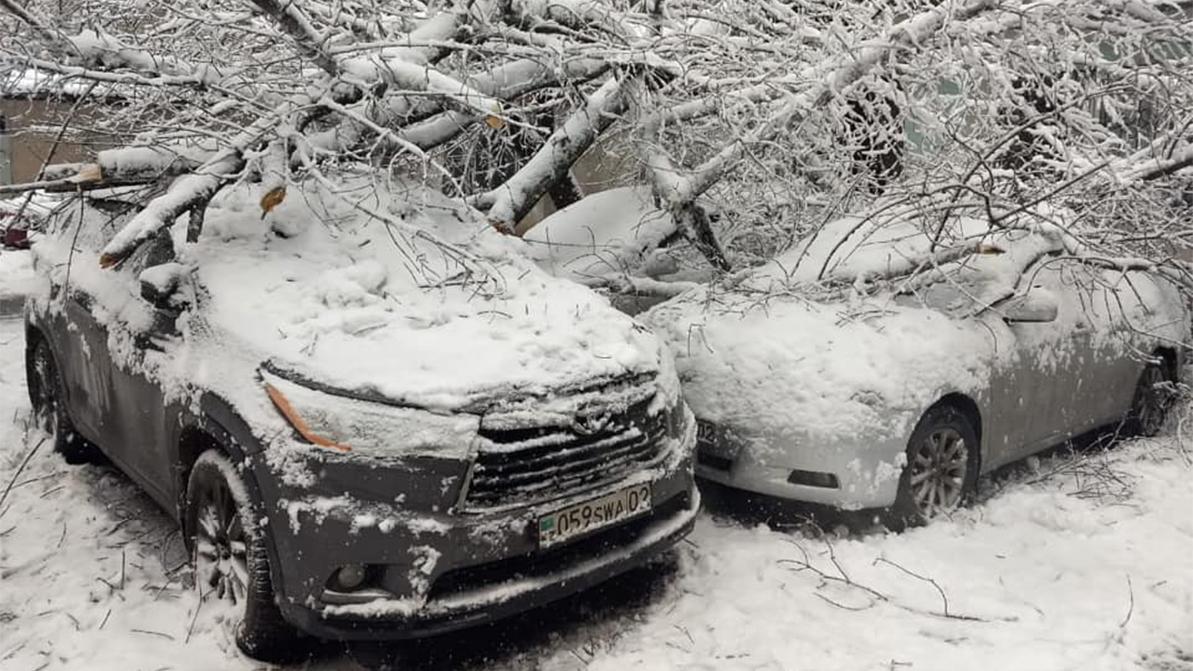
top-left (478, 76), bottom-right (629, 233)
top-left (3, 0), bottom-right (1190, 283)
top-left (97, 115), bottom-right (282, 266)
top-left (247, 0), bottom-right (341, 76)
top-left (647, 0), bottom-right (1000, 207)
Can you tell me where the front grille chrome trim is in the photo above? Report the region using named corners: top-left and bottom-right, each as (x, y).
top-left (462, 396), bottom-right (669, 511)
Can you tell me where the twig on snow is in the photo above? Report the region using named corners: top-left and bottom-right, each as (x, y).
top-left (0, 438), bottom-right (46, 517)
top-left (184, 597), bottom-right (203, 644)
top-left (131, 628), bottom-right (175, 640)
top-left (873, 555), bottom-right (953, 618)
top-left (1118, 574), bottom-right (1134, 629)
top-left (781, 533), bottom-right (1008, 623)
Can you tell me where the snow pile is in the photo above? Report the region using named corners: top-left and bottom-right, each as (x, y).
top-left (532, 438), bottom-right (1193, 671)
top-left (771, 210), bottom-right (996, 283)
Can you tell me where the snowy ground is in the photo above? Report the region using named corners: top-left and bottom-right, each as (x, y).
top-left (1, 304), bottom-right (1191, 670)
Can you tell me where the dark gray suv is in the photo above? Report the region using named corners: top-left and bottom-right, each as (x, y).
top-left (24, 181), bottom-right (698, 661)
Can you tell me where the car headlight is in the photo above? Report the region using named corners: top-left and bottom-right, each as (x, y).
top-left (261, 369), bottom-right (479, 459)
top-left (649, 342), bottom-right (691, 442)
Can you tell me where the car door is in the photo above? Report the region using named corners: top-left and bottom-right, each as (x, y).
top-left (982, 299), bottom-right (1068, 464)
top-left (978, 255), bottom-right (1092, 464)
top-left (43, 195), bottom-right (175, 506)
top-left (96, 230), bottom-right (181, 509)
top-left (1000, 258), bottom-right (1107, 456)
top-left (1078, 267), bottom-right (1173, 428)
top-left (43, 197), bottom-right (126, 448)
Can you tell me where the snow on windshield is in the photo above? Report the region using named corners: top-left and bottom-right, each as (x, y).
top-left (770, 209), bottom-right (997, 284)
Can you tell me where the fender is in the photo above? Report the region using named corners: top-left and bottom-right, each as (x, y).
top-left (174, 393), bottom-right (289, 607)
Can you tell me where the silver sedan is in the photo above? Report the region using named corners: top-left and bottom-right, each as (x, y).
top-left (645, 212), bottom-right (1188, 525)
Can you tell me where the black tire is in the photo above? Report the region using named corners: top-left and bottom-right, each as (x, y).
top-left (27, 338), bottom-right (101, 464)
top-left (888, 405), bottom-right (980, 529)
top-left (185, 451), bottom-right (302, 663)
top-left (1127, 359), bottom-right (1174, 437)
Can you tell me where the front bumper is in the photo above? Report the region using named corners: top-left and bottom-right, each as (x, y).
top-left (285, 483), bottom-right (698, 640)
top-left (694, 421), bottom-right (905, 509)
top-left (264, 424), bottom-right (697, 641)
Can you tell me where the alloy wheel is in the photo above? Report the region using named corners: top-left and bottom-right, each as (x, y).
top-left (1135, 365), bottom-right (1169, 436)
top-left (194, 480), bottom-right (250, 609)
top-left (909, 427), bottom-right (968, 519)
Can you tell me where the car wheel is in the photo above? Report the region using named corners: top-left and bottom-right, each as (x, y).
top-left (28, 339), bottom-right (101, 464)
top-left (890, 405), bottom-right (980, 528)
top-left (186, 451), bottom-right (302, 663)
top-left (1128, 360), bottom-right (1173, 437)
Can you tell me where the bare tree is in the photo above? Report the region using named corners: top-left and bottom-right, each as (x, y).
top-left (0, 0), bottom-right (1190, 284)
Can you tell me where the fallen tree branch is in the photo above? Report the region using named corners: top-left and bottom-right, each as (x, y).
top-left (646, 0), bottom-right (999, 207)
top-left (248, 0), bottom-right (341, 77)
top-left (0, 438), bottom-right (46, 518)
top-left (479, 75), bottom-right (629, 233)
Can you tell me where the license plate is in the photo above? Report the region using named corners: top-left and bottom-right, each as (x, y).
top-left (537, 484), bottom-right (651, 549)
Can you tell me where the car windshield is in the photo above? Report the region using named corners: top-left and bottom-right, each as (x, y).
top-left (764, 208), bottom-right (994, 282)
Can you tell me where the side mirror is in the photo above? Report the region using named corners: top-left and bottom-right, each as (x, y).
top-left (1000, 288), bottom-right (1058, 323)
top-left (139, 262), bottom-right (193, 313)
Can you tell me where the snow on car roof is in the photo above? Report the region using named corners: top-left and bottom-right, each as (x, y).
top-left (1, 67), bottom-right (111, 99)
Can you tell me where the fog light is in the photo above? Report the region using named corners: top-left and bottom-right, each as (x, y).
top-left (333, 564), bottom-right (368, 591)
top-left (787, 469), bottom-right (839, 489)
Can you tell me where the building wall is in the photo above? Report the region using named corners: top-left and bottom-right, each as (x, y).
top-left (0, 97), bottom-right (117, 184)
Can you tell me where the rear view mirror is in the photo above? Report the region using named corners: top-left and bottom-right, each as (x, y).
top-left (139, 262), bottom-right (193, 312)
top-left (1000, 289), bottom-right (1058, 323)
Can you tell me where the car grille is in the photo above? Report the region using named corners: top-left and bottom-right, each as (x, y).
top-left (464, 395), bottom-right (670, 510)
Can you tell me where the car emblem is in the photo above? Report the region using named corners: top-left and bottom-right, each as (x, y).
top-left (571, 413), bottom-right (611, 436)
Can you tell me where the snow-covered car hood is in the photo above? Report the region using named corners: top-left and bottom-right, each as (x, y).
top-left (188, 181), bottom-right (665, 411)
top-left (645, 285), bottom-right (996, 443)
